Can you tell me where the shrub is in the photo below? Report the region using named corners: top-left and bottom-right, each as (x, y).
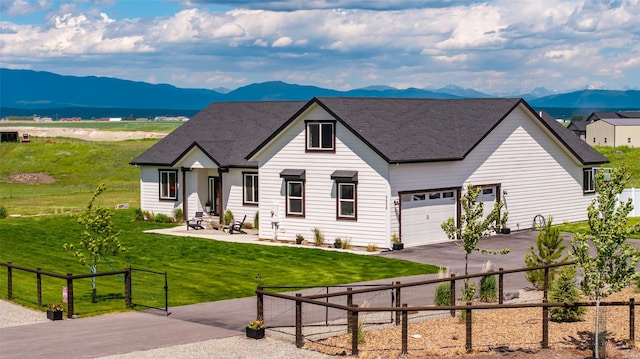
top-left (549, 265), bottom-right (585, 322)
top-left (434, 268), bottom-right (451, 307)
top-left (312, 227), bottom-right (324, 246)
top-left (341, 237), bottom-right (352, 250)
top-left (133, 208), bottom-right (145, 221)
top-left (173, 208), bottom-right (183, 223)
top-left (223, 209), bottom-right (234, 225)
top-left (253, 211), bottom-right (259, 230)
top-left (479, 260), bottom-right (497, 303)
top-left (154, 213), bottom-right (172, 223)
top-left (524, 216), bottom-right (567, 289)
top-left (242, 221), bottom-right (253, 229)
top-left (367, 243), bottom-right (378, 252)
top-left (0, 205), bottom-right (7, 219)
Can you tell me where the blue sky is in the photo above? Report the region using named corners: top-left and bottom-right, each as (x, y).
top-left (1, 0), bottom-right (638, 95)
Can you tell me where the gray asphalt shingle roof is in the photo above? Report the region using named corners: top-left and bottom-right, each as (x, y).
top-left (132, 97), bottom-right (608, 167)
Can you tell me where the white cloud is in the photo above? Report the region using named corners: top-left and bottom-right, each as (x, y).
top-left (0, 0), bottom-right (638, 94)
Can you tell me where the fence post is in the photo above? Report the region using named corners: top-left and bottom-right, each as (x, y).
top-left (465, 301), bottom-right (472, 353)
top-left (124, 267), bottom-right (132, 308)
top-left (498, 268), bottom-right (504, 304)
top-left (350, 304), bottom-right (359, 356)
top-left (450, 274), bottom-right (456, 317)
top-left (7, 262), bottom-right (12, 300)
top-left (295, 293), bottom-right (303, 348)
top-left (66, 273), bottom-right (74, 319)
top-left (395, 281), bottom-right (401, 326)
top-left (630, 298), bottom-right (635, 348)
top-left (401, 304), bottom-right (408, 355)
top-left (164, 271), bottom-right (168, 313)
top-left (542, 300), bottom-right (549, 349)
top-left (347, 288), bottom-right (353, 333)
top-left (257, 285), bottom-right (264, 321)
top-left (37, 268), bottom-right (42, 307)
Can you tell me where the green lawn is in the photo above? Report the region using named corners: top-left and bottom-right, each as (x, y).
top-left (556, 217), bottom-right (640, 239)
top-left (596, 146), bottom-right (640, 187)
top-left (0, 210), bottom-right (438, 316)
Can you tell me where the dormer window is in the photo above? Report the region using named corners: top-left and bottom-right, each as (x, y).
top-left (306, 121), bottom-right (335, 151)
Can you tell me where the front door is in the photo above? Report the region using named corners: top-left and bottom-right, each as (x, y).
top-left (208, 177), bottom-right (221, 216)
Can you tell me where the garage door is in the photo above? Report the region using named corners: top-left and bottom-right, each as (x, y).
top-left (480, 186), bottom-right (497, 219)
top-left (401, 190), bottom-right (457, 247)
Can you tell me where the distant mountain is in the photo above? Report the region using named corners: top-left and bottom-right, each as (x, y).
top-left (0, 69), bottom-right (224, 110)
top-left (434, 84), bottom-right (491, 98)
top-left (529, 89), bottom-right (640, 108)
top-left (1, 69), bottom-right (638, 119)
top-left (516, 87), bottom-right (555, 101)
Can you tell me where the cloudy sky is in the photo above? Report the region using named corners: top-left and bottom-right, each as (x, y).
top-left (1, 0), bottom-right (638, 95)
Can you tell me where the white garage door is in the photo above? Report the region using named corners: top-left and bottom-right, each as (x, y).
top-left (480, 186), bottom-right (497, 219)
top-left (401, 190), bottom-right (457, 247)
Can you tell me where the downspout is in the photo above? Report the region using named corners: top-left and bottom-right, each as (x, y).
top-left (181, 167), bottom-right (191, 221)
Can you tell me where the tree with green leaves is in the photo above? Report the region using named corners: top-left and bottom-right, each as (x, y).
top-left (570, 166), bottom-right (640, 358)
top-left (524, 216), bottom-right (568, 289)
top-left (548, 265), bottom-right (585, 322)
top-left (441, 184), bottom-right (510, 295)
top-left (64, 184), bottom-right (126, 303)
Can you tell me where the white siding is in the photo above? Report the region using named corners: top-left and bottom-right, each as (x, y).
top-left (391, 104), bottom-right (595, 233)
top-left (223, 168), bottom-right (259, 226)
top-left (254, 104), bottom-right (391, 247)
top-left (139, 166), bottom-right (181, 217)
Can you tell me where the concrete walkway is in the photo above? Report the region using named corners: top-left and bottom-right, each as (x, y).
top-left (0, 228), bottom-right (561, 359)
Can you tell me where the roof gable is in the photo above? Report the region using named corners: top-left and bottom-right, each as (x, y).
top-left (131, 101), bottom-right (305, 167)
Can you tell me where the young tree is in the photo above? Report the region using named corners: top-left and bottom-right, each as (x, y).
top-left (570, 166), bottom-right (640, 358)
top-left (441, 184), bottom-right (510, 294)
top-left (64, 184), bottom-right (126, 303)
top-left (548, 265), bottom-right (585, 322)
top-left (524, 216), bottom-right (569, 289)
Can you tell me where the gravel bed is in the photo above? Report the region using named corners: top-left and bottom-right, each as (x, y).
top-left (0, 300), bottom-right (49, 328)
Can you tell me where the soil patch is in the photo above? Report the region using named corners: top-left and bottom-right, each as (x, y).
top-left (304, 287), bottom-right (640, 358)
top-left (10, 172), bottom-right (56, 184)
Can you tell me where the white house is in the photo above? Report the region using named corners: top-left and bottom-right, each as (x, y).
top-left (131, 97), bottom-right (608, 249)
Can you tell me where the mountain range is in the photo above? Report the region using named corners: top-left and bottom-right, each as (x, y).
top-left (1, 68), bottom-right (638, 119)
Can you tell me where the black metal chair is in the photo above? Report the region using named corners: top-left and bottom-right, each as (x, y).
top-left (187, 211), bottom-right (205, 230)
top-left (228, 215), bottom-right (247, 234)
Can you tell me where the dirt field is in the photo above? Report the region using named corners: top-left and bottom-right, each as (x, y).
top-left (1, 126), bottom-right (166, 141)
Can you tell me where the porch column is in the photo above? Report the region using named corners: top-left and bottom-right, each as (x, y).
top-left (181, 167), bottom-right (191, 221)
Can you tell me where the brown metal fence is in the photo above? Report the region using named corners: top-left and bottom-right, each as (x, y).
top-left (256, 262), bottom-right (638, 356)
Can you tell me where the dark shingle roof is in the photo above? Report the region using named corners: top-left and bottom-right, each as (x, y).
top-left (133, 97), bottom-right (608, 167)
top-left (131, 101), bottom-right (305, 167)
top-left (586, 111), bottom-right (640, 122)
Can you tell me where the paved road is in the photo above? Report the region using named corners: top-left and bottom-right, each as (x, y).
top-left (0, 230), bottom-right (570, 359)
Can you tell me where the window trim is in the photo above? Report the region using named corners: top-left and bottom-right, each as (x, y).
top-left (583, 168), bottom-right (596, 193)
top-left (305, 120), bottom-right (336, 152)
top-left (336, 182), bottom-right (357, 220)
top-left (159, 169), bottom-right (178, 200)
top-left (243, 172), bottom-right (258, 206)
top-left (285, 180), bottom-right (305, 217)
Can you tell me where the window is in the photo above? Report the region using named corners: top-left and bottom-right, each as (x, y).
top-left (337, 183), bottom-right (356, 219)
top-left (413, 194), bottom-right (426, 201)
top-left (287, 181), bottom-right (304, 216)
top-left (159, 170), bottom-right (178, 200)
top-left (243, 172), bottom-right (258, 205)
top-left (583, 168), bottom-right (596, 193)
top-left (443, 191), bottom-right (454, 198)
top-left (629, 138), bottom-right (632, 144)
top-left (428, 192), bottom-right (441, 199)
top-left (604, 137), bottom-right (607, 144)
top-left (593, 137), bottom-right (596, 143)
top-left (306, 121), bottom-right (335, 151)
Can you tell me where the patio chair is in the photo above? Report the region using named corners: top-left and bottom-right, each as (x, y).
top-left (228, 215), bottom-right (247, 234)
top-left (187, 211), bottom-right (205, 230)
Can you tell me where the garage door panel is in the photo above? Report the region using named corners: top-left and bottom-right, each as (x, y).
top-left (401, 190), bottom-right (456, 247)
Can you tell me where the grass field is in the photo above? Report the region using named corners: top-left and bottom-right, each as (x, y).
top-left (0, 120), bottom-right (182, 132)
top-left (0, 210), bottom-right (438, 316)
top-left (556, 217), bottom-right (640, 239)
top-left (596, 146), bottom-right (640, 187)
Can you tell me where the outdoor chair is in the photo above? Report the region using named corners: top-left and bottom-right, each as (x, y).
top-left (228, 215), bottom-right (247, 234)
top-left (187, 211), bottom-right (205, 230)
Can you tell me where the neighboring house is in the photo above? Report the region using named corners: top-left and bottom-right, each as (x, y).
top-left (131, 97), bottom-right (608, 248)
top-left (586, 117), bottom-right (640, 147)
top-left (567, 120), bottom-right (587, 140)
